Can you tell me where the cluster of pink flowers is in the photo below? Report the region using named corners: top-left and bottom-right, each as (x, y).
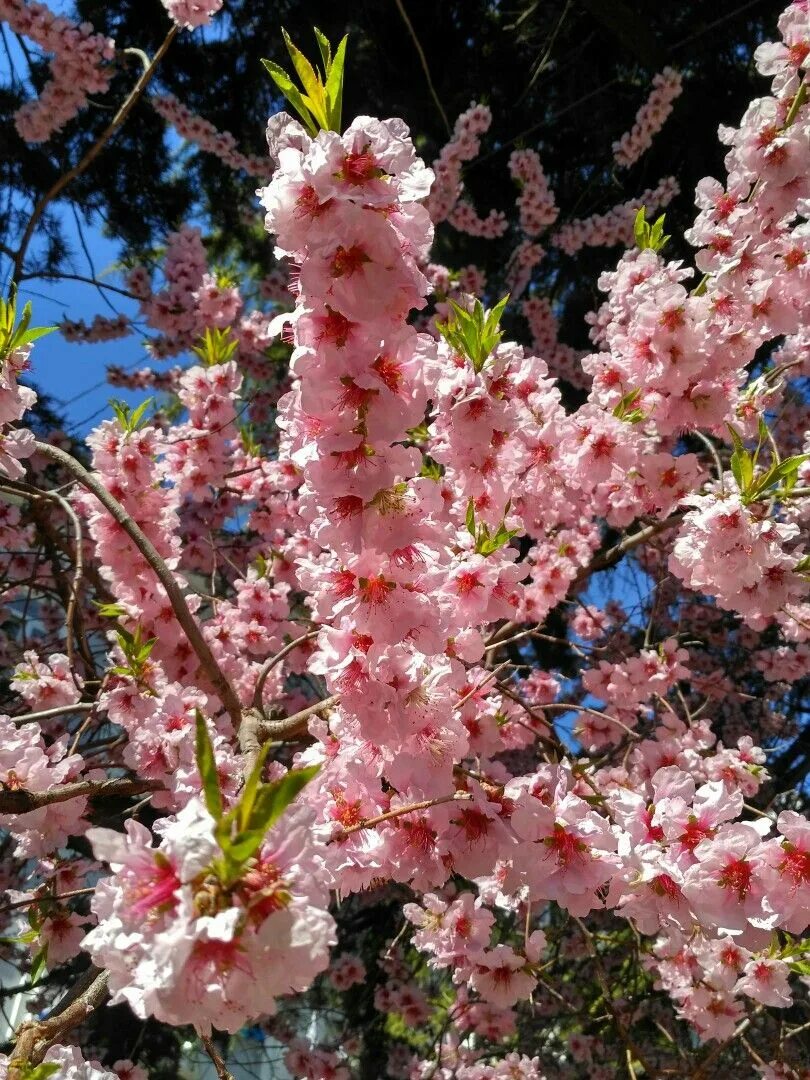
top-left (448, 199), bottom-right (508, 238)
top-left (0, 0), bottom-right (115, 143)
top-left (552, 176), bottom-right (680, 254)
top-left (83, 797), bottom-right (335, 1033)
top-left (670, 485), bottom-right (805, 626)
top-left (0, 1044), bottom-right (124, 1079)
top-left (509, 149), bottom-right (558, 235)
top-left (521, 295), bottom-right (586, 387)
top-left (151, 93), bottom-right (269, 176)
top-left (0, 711), bottom-right (86, 857)
top-left (159, 0), bottom-right (222, 30)
top-left (505, 240), bottom-right (545, 298)
top-left (4, 4), bottom-right (810, 1075)
top-left (612, 67), bottom-right (683, 168)
top-left (426, 102), bottom-right (493, 224)
top-left (580, 637), bottom-right (689, 747)
top-left (106, 364), bottom-right (182, 390)
top-left (60, 312), bottom-right (130, 343)
top-left (0, 341), bottom-right (36, 479)
top-left (127, 225), bottom-right (277, 369)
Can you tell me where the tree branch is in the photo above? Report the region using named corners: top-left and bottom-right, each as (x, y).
top-left (0, 777), bottom-right (162, 814)
top-left (32, 441), bottom-right (243, 727)
top-left (12, 27), bottom-right (178, 280)
top-left (9, 967), bottom-right (110, 1076)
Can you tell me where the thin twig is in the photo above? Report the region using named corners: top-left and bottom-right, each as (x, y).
top-left (252, 629), bottom-right (319, 712)
top-left (11, 701), bottom-right (95, 726)
top-left (330, 791), bottom-right (471, 841)
top-left (393, 0), bottom-right (451, 135)
top-left (200, 1035), bottom-right (236, 1080)
top-left (12, 27), bottom-right (178, 280)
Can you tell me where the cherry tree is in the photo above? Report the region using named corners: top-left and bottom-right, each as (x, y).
top-left (0, 1), bottom-right (809, 1077)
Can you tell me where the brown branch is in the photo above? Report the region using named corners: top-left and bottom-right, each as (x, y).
top-left (572, 512), bottom-right (684, 585)
top-left (12, 27), bottom-right (178, 279)
top-left (0, 887), bottom-right (95, 916)
top-left (200, 1035), bottom-right (236, 1080)
top-left (260, 693), bottom-right (340, 740)
top-left (32, 441), bottom-right (243, 727)
top-left (0, 777), bottom-right (162, 814)
top-left (573, 918), bottom-right (662, 1079)
top-left (11, 701), bottom-right (96, 726)
top-left (252, 629), bottom-right (319, 712)
top-left (1, 478), bottom-right (96, 676)
top-left (393, 0), bottom-right (451, 135)
top-left (9, 967), bottom-right (110, 1077)
top-left (329, 791), bottom-right (471, 841)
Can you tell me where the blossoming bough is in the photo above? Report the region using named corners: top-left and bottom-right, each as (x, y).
top-left (0, 5), bottom-right (810, 1079)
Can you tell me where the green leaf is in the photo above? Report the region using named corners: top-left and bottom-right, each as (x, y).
top-left (437, 295), bottom-right (510, 374)
top-left (213, 765), bottom-right (321, 886)
top-left (224, 828), bottom-right (268, 866)
top-left (419, 457), bottom-right (443, 481)
top-left (325, 35), bottom-right (348, 131)
top-left (18, 1065), bottom-right (61, 1080)
top-left (613, 387), bottom-right (643, 421)
top-left (476, 519), bottom-right (519, 556)
top-left (633, 207), bottom-right (648, 249)
top-left (465, 498), bottom-right (476, 537)
top-left (313, 25), bottom-right (332, 73)
top-left (633, 208), bottom-right (669, 252)
top-left (243, 766), bottom-right (320, 832)
top-left (195, 712), bottom-right (223, 823)
top-left (261, 59), bottom-right (319, 136)
top-left (236, 740), bottom-right (274, 834)
top-left (794, 553), bottom-right (810, 575)
top-left (94, 601), bottom-right (127, 619)
top-left (191, 327), bottom-right (238, 368)
top-left (29, 945), bottom-right (47, 985)
top-left (756, 454), bottom-right (809, 496)
top-left (727, 423), bottom-right (754, 494)
top-left (283, 29), bottom-right (328, 128)
top-left (0, 293), bottom-right (55, 360)
top-left (12, 324), bottom-right (56, 349)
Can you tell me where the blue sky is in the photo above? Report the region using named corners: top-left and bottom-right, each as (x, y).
top-left (11, 218), bottom-right (145, 435)
top-left (1, 3), bottom-right (148, 434)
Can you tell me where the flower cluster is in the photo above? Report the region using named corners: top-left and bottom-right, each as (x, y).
top-left (552, 176), bottom-right (680, 254)
top-left (159, 0), bottom-right (222, 30)
top-left (83, 797), bottom-right (335, 1033)
top-left (426, 103), bottom-right (493, 224)
top-left (509, 149), bottom-right (558, 235)
top-left (612, 67), bottom-right (683, 168)
top-left (0, 0), bottom-right (114, 143)
top-left (152, 93), bottom-right (269, 176)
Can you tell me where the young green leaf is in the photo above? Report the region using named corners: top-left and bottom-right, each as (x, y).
top-left (29, 944), bottom-right (48, 985)
top-left (242, 766), bottom-right (320, 836)
top-left (465, 498), bottom-right (476, 537)
top-left (282, 29), bottom-right (328, 129)
top-left (261, 59), bottom-right (319, 136)
top-left (313, 25), bottom-right (332, 72)
top-left (325, 35), bottom-right (348, 131)
top-left (18, 1065), bottom-right (61, 1080)
top-left (195, 711), bottom-right (223, 823)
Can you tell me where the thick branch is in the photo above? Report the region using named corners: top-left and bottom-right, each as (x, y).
top-left (9, 967), bottom-right (110, 1076)
top-left (572, 512), bottom-right (684, 585)
top-left (0, 777), bottom-right (162, 814)
top-left (260, 693), bottom-right (340, 740)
